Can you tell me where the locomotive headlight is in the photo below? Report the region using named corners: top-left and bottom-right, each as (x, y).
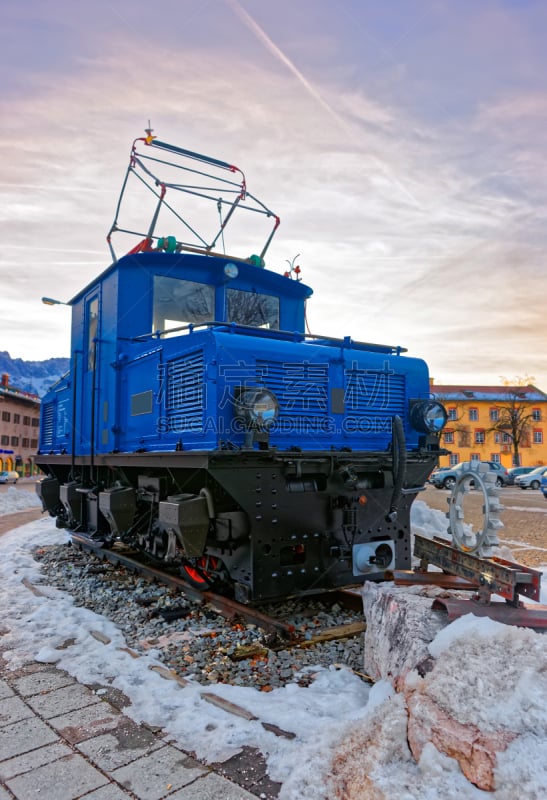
top-left (235, 388), bottom-right (279, 430)
top-left (410, 400), bottom-right (448, 434)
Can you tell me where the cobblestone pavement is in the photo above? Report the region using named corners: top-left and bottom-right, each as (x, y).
top-left (0, 658), bottom-right (279, 800)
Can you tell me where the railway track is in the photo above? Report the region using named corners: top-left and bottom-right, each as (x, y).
top-left (69, 532), bottom-right (365, 651)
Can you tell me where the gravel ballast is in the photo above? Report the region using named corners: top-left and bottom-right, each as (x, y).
top-left (33, 543), bottom-right (366, 690)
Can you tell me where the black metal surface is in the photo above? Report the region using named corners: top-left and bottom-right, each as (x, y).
top-left (37, 447), bottom-right (438, 602)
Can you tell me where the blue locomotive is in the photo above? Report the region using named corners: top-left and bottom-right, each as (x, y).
top-left (36, 131), bottom-right (447, 602)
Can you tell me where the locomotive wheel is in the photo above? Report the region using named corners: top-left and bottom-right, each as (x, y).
top-left (180, 556), bottom-right (220, 590)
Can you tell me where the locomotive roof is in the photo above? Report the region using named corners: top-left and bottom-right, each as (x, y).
top-left (69, 250), bottom-right (313, 305)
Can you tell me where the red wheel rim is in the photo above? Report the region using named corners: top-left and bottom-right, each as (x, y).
top-left (181, 556), bottom-right (219, 588)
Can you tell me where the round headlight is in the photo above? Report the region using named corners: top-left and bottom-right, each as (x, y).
top-left (236, 388), bottom-right (279, 430)
top-left (410, 400), bottom-right (448, 434)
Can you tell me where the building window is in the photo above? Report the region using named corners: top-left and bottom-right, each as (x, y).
top-left (1, 411), bottom-right (10, 422)
top-left (489, 408), bottom-right (499, 422)
top-left (474, 430), bottom-right (485, 444)
top-left (0, 435), bottom-right (9, 446)
top-left (31, 418), bottom-right (40, 427)
top-left (449, 453), bottom-right (459, 466)
top-left (13, 413), bottom-right (20, 424)
top-left (534, 429), bottom-right (543, 444)
top-left (22, 438), bottom-right (29, 448)
top-left (23, 416), bottom-right (31, 426)
top-left (532, 408), bottom-right (542, 422)
top-left (502, 433), bottom-right (511, 444)
top-left (490, 453), bottom-right (501, 463)
top-left (470, 453), bottom-right (480, 461)
top-left (494, 432), bottom-right (501, 444)
top-left (443, 430), bottom-right (454, 444)
top-left (10, 436), bottom-right (19, 446)
top-left (458, 429), bottom-right (471, 447)
top-left (447, 407), bottom-right (457, 421)
top-left (469, 407), bottom-right (478, 421)
top-left (30, 439), bottom-right (38, 449)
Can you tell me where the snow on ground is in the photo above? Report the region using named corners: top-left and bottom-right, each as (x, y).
top-left (1, 492), bottom-right (546, 799)
top-left (0, 485), bottom-right (42, 513)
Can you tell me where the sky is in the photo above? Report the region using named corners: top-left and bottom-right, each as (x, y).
top-left (1, 0), bottom-right (547, 389)
top-left (1, 489), bottom-right (547, 798)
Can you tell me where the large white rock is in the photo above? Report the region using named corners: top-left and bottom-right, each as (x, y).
top-left (362, 581), bottom-right (449, 682)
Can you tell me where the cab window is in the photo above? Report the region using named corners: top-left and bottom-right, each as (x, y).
top-left (153, 276), bottom-right (215, 334)
top-left (226, 288), bottom-right (279, 329)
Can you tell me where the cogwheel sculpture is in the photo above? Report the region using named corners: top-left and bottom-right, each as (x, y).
top-left (446, 461), bottom-right (504, 558)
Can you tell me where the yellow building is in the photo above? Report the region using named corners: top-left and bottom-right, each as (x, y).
top-left (431, 384), bottom-right (547, 469)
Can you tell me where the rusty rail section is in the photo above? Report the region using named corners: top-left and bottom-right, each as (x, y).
top-left (393, 534), bottom-right (547, 630)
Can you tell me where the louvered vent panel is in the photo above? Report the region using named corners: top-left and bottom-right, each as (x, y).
top-left (166, 351), bottom-right (205, 432)
top-left (256, 360), bottom-right (331, 435)
top-left (41, 403), bottom-right (55, 449)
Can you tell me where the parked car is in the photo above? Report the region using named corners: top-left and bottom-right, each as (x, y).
top-left (0, 471), bottom-right (19, 484)
top-left (427, 467), bottom-right (441, 483)
top-left (431, 461), bottom-right (509, 490)
top-left (506, 466), bottom-right (536, 485)
top-left (515, 465), bottom-right (547, 490)
top-left (541, 474), bottom-right (547, 499)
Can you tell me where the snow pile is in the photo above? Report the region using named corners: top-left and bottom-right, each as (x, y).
top-left (0, 485), bottom-right (42, 514)
top-left (329, 616), bottom-right (547, 799)
top-left (410, 499), bottom-right (450, 542)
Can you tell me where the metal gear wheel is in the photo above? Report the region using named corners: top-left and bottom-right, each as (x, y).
top-left (446, 461), bottom-right (504, 558)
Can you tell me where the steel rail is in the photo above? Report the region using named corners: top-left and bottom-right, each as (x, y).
top-left (70, 532), bottom-right (297, 641)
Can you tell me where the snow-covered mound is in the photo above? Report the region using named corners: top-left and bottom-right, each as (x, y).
top-left (0, 486), bottom-right (42, 515)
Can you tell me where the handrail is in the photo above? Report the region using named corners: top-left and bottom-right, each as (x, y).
top-left (130, 320), bottom-right (406, 354)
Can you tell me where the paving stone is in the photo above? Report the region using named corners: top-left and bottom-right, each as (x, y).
top-left (26, 682), bottom-right (101, 719)
top-left (0, 716), bottom-right (59, 761)
top-left (0, 695), bottom-right (33, 727)
top-left (111, 745), bottom-right (207, 800)
top-left (0, 741), bottom-right (72, 781)
top-left (0, 784), bottom-right (12, 800)
top-left (6, 753), bottom-right (108, 800)
top-left (211, 745), bottom-right (281, 797)
top-left (80, 784), bottom-right (135, 800)
top-left (0, 680), bottom-right (14, 701)
top-left (90, 683), bottom-right (132, 710)
top-left (48, 701), bottom-right (123, 744)
top-left (13, 668), bottom-right (75, 697)
top-left (77, 721), bottom-right (163, 771)
top-left (167, 771), bottom-right (257, 799)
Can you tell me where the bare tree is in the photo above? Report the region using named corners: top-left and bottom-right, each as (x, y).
top-left (487, 377), bottom-right (537, 466)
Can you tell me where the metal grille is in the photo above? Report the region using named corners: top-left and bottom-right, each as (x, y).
top-left (255, 359), bottom-right (406, 441)
top-left (256, 360), bottom-right (330, 435)
top-left (165, 351), bottom-right (205, 432)
top-left (41, 402), bottom-right (55, 449)
top-left (344, 367), bottom-right (406, 432)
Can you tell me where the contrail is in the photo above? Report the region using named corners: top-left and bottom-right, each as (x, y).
top-left (226, 0), bottom-right (348, 129)
top-left (225, 0), bottom-right (421, 208)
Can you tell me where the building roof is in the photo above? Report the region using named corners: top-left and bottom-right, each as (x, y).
top-left (431, 384), bottom-right (547, 403)
top-left (0, 386), bottom-right (40, 406)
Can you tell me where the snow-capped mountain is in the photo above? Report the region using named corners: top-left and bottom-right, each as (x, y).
top-left (0, 351), bottom-right (70, 398)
